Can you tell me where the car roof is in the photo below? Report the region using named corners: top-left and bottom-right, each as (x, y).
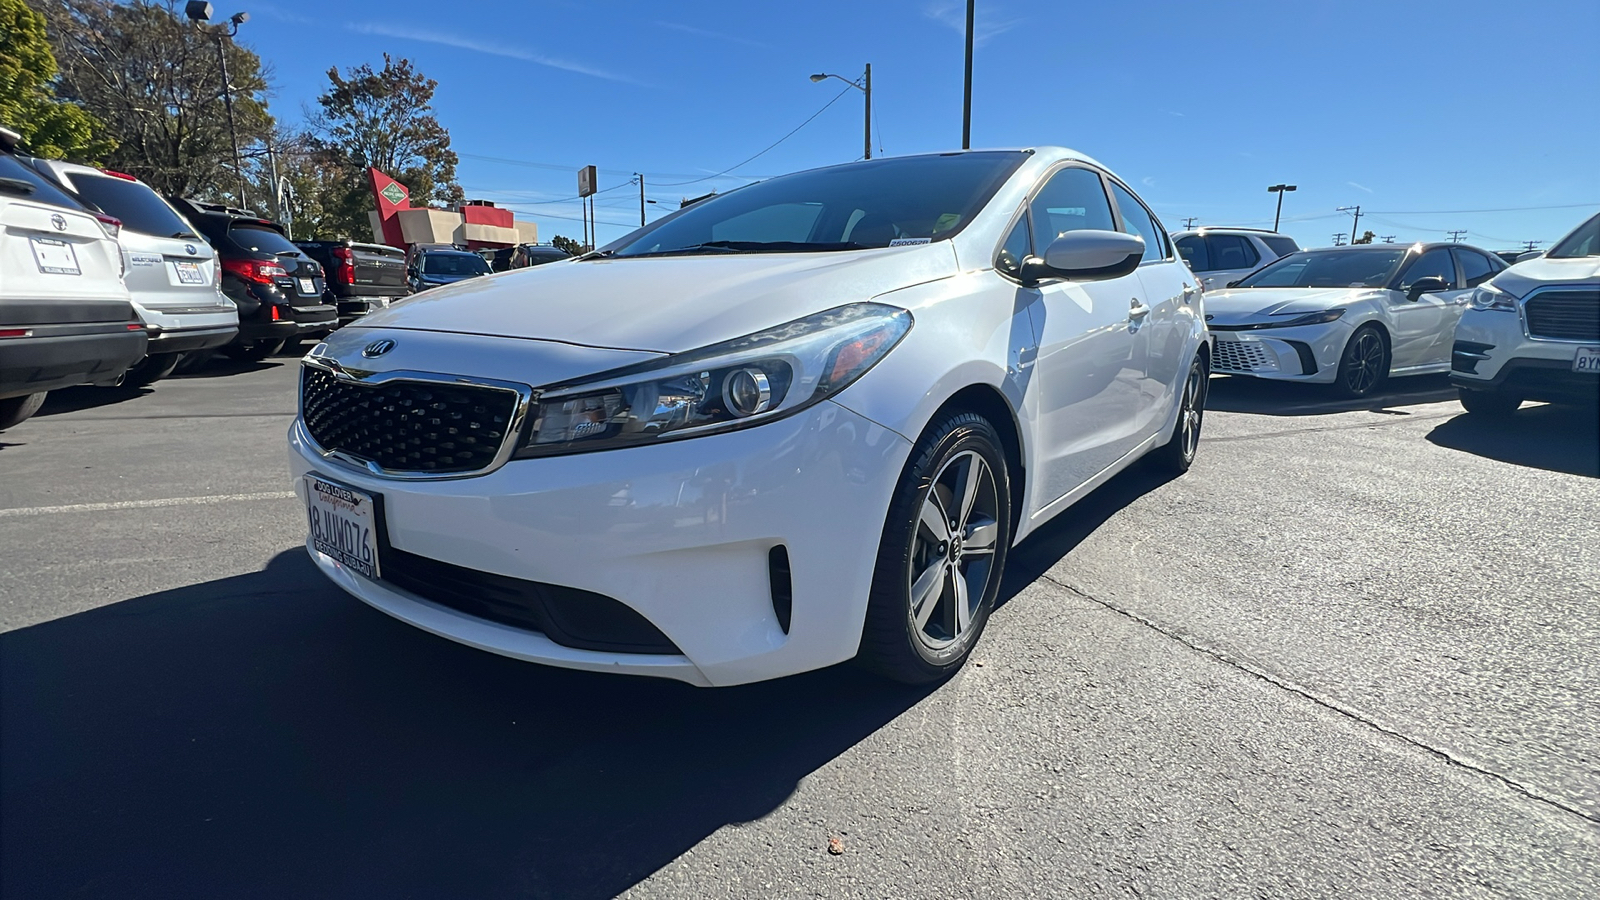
top-left (1173, 227), bottom-right (1286, 237)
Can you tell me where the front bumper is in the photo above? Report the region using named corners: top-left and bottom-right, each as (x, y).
top-left (1208, 320), bottom-right (1351, 383)
top-left (1450, 307), bottom-right (1598, 404)
top-left (289, 400), bottom-right (912, 686)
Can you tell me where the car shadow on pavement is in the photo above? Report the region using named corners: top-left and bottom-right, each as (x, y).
top-left (169, 356), bottom-right (284, 379)
top-left (35, 384), bottom-right (153, 417)
top-left (1426, 404), bottom-right (1600, 477)
top-left (0, 549), bottom-right (934, 900)
top-left (1205, 373), bottom-right (1457, 416)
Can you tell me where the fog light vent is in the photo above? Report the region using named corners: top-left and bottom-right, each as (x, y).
top-left (768, 545), bottom-right (793, 634)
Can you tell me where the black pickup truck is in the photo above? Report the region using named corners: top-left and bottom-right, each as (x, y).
top-left (295, 239), bottom-right (410, 326)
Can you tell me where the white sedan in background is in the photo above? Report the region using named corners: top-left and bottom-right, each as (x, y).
top-left (1203, 242), bottom-right (1507, 397)
top-left (289, 147), bottom-right (1210, 686)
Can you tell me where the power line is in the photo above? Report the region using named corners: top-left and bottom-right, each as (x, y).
top-left (652, 82), bottom-right (857, 187)
top-left (1364, 202), bottom-right (1598, 215)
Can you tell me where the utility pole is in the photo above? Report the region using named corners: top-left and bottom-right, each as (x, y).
top-left (1182, 217), bottom-right (1198, 229)
top-left (1267, 184), bottom-right (1296, 232)
top-left (962, 0), bottom-right (974, 149)
top-left (1447, 229), bottom-right (1467, 243)
top-left (1337, 205), bottom-right (1362, 244)
top-left (864, 63), bottom-right (872, 160)
top-left (1379, 234), bottom-right (1396, 243)
top-left (1332, 233), bottom-right (1347, 246)
top-left (1521, 240), bottom-right (1543, 252)
top-left (635, 173), bottom-right (645, 227)
top-left (266, 138), bottom-right (282, 230)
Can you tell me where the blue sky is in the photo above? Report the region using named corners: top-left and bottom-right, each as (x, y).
top-left (242, 0), bottom-right (1599, 251)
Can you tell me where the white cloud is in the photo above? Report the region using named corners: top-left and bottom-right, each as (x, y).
top-left (656, 22), bottom-right (766, 48)
top-left (1142, 176), bottom-right (1156, 187)
top-left (1348, 181), bottom-right (1374, 193)
top-left (923, 2), bottom-right (1022, 45)
top-left (347, 23), bottom-right (644, 85)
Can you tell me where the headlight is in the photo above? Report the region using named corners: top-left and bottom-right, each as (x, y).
top-left (1250, 308), bottom-right (1346, 329)
top-left (1469, 285), bottom-right (1517, 311)
top-left (514, 302), bottom-right (912, 458)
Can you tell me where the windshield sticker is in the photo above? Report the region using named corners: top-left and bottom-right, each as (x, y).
top-left (889, 237), bottom-right (931, 246)
top-left (129, 253), bottom-right (162, 266)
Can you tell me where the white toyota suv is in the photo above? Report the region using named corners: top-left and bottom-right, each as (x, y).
top-left (30, 159), bottom-right (238, 387)
top-left (1451, 212), bottom-right (1599, 416)
top-left (1, 129), bottom-right (144, 428)
top-left (1173, 227), bottom-right (1300, 291)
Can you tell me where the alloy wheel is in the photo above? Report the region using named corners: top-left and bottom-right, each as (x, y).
top-left (1179, 361), bottom-right (1205, 462)
top-left (1343, 330), bottom-right (1385, 395)
top-left (906, 450), bottom-right (1001, 651)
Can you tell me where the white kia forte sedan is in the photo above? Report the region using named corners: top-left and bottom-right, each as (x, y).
top-left (1203, 243), bottom-right (1507, 397)
top-left (288, 148), bottom-right (1210, 686)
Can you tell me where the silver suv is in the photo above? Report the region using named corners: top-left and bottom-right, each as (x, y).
top-left (1172, 227), bottom-right (1300, 291)
top-left (31, 159), bottom-right (238, 387)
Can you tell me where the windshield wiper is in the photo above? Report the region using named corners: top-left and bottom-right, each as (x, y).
top-left (574, 248), bottom-right (615, 261)
top-left (171, 231), bottom-right (199, 239)
top-left (625, 240), bottom-right (872, 258)
top-left (0, 176), bottom-right (37, 195)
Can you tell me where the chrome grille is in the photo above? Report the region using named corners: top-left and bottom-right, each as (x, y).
top-left (1524, 289), bottom-right (1600, 342)
top-left (300, 365), bottom-right (522, 475)
top-left (1211, 337), bottom-right (1277, 373)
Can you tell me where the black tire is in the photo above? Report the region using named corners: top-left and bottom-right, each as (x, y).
top-left (113, 352), bottom-right (183, 389)
top-left (277, 337), bottom-right (303, 356)
top-left (1149, 351), bottom-right (1209, 474)
top-left (1458, 387), bottom-right (1521, 417)
top-left (223, 339), bottom-right (284, 362)
top-left (859, 410), bottom-right (1013, 684)
top-left (1335, 325), bottom-right (1389, 398)
top-left (0, 392), bottom-right (46, 430)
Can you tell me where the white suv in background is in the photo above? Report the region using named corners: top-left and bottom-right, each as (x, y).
top-left (30, 159), bottom-right (238, 388)
top-left (1173, 227), bottom-right (1300, 291)
top-left (1451, 211), bottom-right (1600, 416)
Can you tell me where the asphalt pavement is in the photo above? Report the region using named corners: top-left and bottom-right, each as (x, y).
top-left (2, 357), bottom-right (1596, 899)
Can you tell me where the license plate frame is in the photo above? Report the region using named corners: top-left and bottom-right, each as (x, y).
top-left (304, 474), bottom-right (381, 579)
top-left (170, 259), bottom-right (206, 285)
top-left (1575, 347), bottom-right (1600, 374)
top-left (299, 277), bottom-right (317, 295)
top-left (30, 237), bottom-right (81, 275)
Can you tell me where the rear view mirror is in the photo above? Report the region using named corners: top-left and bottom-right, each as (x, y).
top-left (1027, 230), bottom-right (1144, 284)
top-left (1406, 276), bottom-right (1448, 301)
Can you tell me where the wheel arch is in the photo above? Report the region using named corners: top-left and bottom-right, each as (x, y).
top-left (928, 383), bottom-right (1026, 538)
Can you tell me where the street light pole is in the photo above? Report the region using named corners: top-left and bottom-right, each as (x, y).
top-left (962, 0), bottom-right (974, 149)
top-left (185, 4), bottom-right (250, 210)
top-left (1267, 183), bottom-right (1296, 232)
top-left (809, 67), bottom-right (872, 160)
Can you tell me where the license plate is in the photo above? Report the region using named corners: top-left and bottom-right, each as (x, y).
top-left (170, 260), bottom-right (206, 285)
top-left (304, 474), bottom-right (380, 579)
top-left (1575, 347), bottom-right (1600, 374)
top-left (31, 237), bottom-right (80, 275)
top-left (299, 277), bottom-right (316, 295)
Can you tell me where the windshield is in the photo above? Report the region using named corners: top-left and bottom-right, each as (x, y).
top-left (608, 151), bottom-right (1029, 258)
top-left (69, 173), bottom-right (195, 238)
top-left (1547, 213), bottom-right (1599, 259)
top-left (423, 253), bottom-right (492, 277)
top-left (1236, 248), bottom-right (1408, 288)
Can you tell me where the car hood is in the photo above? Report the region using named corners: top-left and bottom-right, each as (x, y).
top-left (365, 243), bottom-right (957, 353)
top-left (1202, 286), bottom-right (1386, 323)
top-left (1491, 256), bottom-right (1600, 298)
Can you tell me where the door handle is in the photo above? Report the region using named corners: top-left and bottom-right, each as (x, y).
top-left (1129, 300), bottom-right (1151, 319)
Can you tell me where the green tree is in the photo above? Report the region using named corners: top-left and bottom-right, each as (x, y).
top-left (1354, 230), bottom-right (1376, 245)
top-left (549, 234), bottom-right (584, 255)
top-left (40, 0), bottom-right (275, 202)
top-left (311, 54), bottom-right (461, 224)
top-left (0, 0), bottom-right (114, 160)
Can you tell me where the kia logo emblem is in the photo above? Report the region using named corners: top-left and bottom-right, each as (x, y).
top-left (362, 339), bottom-right (396, 358)
top-left (185, 243), bottom-right (197, 255)
top-left (50, 214), bottom-right (68, 231)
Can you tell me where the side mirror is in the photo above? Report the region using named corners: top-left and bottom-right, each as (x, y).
top-left (1406, 276), bottom-right (1448, 301)
top-left (1027, 230), bottom-right (1144, 285)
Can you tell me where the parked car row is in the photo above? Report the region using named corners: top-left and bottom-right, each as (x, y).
top-left (0, 129), bottom-right (430, 428)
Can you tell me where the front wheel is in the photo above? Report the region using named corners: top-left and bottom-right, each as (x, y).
top-left (1458, 387), bottom-right (1521, 417)
top-left (1149, 351), bottom-right (1209, 474)
top-left (859, 411), bottom-right (1012, 684)
top-left (1335, 325), bottom-right (1390, 398)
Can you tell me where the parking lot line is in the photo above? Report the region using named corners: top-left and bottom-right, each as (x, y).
top-left (0, 491), bottom-right (296, 518)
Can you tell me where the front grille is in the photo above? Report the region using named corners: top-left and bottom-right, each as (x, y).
top-left (301, 365), bottom-right (520, 474)
top-left (381, 546), bottom-right (682, 655)
top-left (1211, 337), bottom-right (1277, 373)
top-left (1525, 289), bottom-right (1600, 341)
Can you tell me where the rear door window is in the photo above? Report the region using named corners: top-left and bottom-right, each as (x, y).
top-left (0, 154), bottom-right (88, 210)
top-left (1204, 234), bottom-right (1260, 271)
top-left (1108, 180), bottom-right (1166, 263)
top-left (1453, 248), bottom-right (1496, 288)
top-left (1175, 235), bottom-right (1210, 271)
top-left (66, 173), bottom-right (195, 238)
